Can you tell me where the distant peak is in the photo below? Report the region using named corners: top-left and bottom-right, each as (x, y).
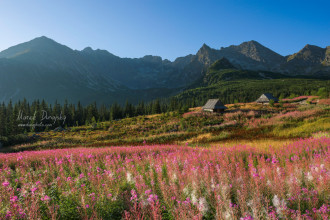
top-left (82, 47), bottom-right (94, 52)
top-left (141, 55), bottom-right (163, 63)
top-left (302, 44), bottom-right (322, 50)
top-left (240, 40), bottom-right (262, 47)
top-left (31, 36), bottom-right (55, 43)
top-left (38, 36), bottom-right (51, 39)
top-left (303, 44), bottom-right (312, 49)
top-left (201, 43), bottom-right (211, 50)
top-left (26, 36), bottom-right (63, 48)
top-left (296, 44), bottom-right (325, 55)
top-left (249, 40), bottom-right (259, 44)
top-left (197, 43), bottom-right (213, 55)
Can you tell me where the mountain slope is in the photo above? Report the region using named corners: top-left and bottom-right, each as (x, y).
top-left (179, 41), bottom-right (329, 77)
top-left (0, 36), bottom-right (329, 105)
top-left (0, 37), bottom-right (130, 104)
top-left (201, 58), bottom-right (289, 86)
top-left (174, 59), bottom-right (330, 105)
top-left (281, 44), bottom-right (329, 75)
top-left (218, 40), bottom-right (285, 71)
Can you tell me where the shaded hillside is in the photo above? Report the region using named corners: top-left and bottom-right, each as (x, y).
top-left (201, 58), bottom-right (289, 86)
top-left (175, 59), bottom-right (330, 105)
top-left (282, 44), bottom-right (330, 75)
top-left (0, 36), bottom-right (329, 105)
top-left (176, 78), bottom-right (329, 104)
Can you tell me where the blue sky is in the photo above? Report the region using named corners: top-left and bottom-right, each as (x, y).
top-left (0, 0), bottom-right (329, 60)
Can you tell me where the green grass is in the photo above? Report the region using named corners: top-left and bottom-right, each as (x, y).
top-left (2, 100), bottom-right (329, 153)
top-left (273, 117), bottom-right (330, 137)
top-left (176, 78), bottom-right (330, 105)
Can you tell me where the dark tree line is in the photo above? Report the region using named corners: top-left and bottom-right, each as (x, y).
top-left (0, 98), bottom-right (192, 144)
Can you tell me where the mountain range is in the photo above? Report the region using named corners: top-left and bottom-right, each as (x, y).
top-left (0, 36), bottom-right (329, 105)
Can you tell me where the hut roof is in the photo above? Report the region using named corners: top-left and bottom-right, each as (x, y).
top-left (202, 99), bottom-right (227, 110)
top-left (256, 93), bottom-right (279, 103)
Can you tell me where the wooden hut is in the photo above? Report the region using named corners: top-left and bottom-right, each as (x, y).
top-left (202, 99), bottom-right (227, 113)
top-left (256, 93), bottom-right (279, 104)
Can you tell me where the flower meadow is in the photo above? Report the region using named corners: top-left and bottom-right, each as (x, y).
top-left (0, 137), bottom-right (329, 219)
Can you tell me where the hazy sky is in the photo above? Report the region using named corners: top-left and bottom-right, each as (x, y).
top-left (0, 0), bottom-right (329, 60)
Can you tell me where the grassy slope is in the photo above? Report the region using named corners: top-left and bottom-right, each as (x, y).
top-left (177, 78), bottom-right (330, 104)
top-left (2, 99), bottom-right (329, 152)
top-left (176, 59), bottom-right (330, 104)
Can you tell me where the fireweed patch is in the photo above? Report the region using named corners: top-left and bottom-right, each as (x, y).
top-left (0, 137), bottom-right (329, 219)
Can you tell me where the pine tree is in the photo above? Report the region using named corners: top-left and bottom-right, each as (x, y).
top-left (124, 100), bottom-right (134, 117)
top-left (0, 103), bottom-right (6, 136)
top-left (152, 99), bottom-right (161, 114)
top-left (110, 103), bottom-right (122, 120)
top-left (136, 101), bottom-right (145, 116)
top-left (75, 101), bottom-right (84, 126)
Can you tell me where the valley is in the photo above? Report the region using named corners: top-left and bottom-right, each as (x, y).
top-left (0, 36), bottom-right (329, 220)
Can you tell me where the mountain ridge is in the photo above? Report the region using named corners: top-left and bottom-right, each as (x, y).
top-left (0, 36), bottom-right (329, 104)
top-left (1, 36), bottom-right (329, 75)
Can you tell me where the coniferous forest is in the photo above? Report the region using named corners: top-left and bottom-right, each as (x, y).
top-left (0, 98), bottom-right (194, 146)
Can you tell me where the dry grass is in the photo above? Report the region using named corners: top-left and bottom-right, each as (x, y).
top-left (210, 138), bottom-right (297, 151)
top-left (188, 107), bottom-right (202, 112)
top-left (145, 113), bottom-right (162, 118)
top-left (184, 133), bottom-right (213, 144)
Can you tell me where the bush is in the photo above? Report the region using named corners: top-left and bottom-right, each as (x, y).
top-left (0, 134), bottom-right (31, 147)
top-left (317, 87), bottom-right (329, 98)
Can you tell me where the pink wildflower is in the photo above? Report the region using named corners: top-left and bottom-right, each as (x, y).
top-left (272, 155), bottom-right (278, 164)
top-left (41, 195), bottom-right (51, 201)
top-left (2, 181), bottom-right (10, 187)
top-left (10, 196), bottom-right (18, 203)
top-left (145, 189), bottom-right (152, 195)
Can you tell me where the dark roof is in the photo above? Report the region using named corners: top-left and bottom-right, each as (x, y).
top-left (202, 99), bottom-right (227, 110)
top-left (256, 93), bottom-right (279, 103)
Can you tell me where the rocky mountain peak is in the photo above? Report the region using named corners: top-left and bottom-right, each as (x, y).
top-left (26, 36), bottom-right (65, 50)
top-left (198, 43), bottom-right (212, 53)
top-left (141, 55), bottom-right (163, 63)
top-left (287, 44), bottom-right (325, 64)
top-left (301, 44), bottom-right (323, 52)
top-left (235, 40), bottom-right (283, 63)
top-left (240, 40), bottom-right (261, 47)
top-left (195, 43), bottom-right (220, 66)
top-left (0, 36), bottom-right (328, 106)
top-left (0, 36), bottom-right (72, 59)
top-left (32, 36), bottom-right (55, 43)
top-left (323, 46), bottom-right (330, 66)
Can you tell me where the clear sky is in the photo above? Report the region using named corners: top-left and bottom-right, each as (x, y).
top-left (0, 0), bottom-right (329, 60)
